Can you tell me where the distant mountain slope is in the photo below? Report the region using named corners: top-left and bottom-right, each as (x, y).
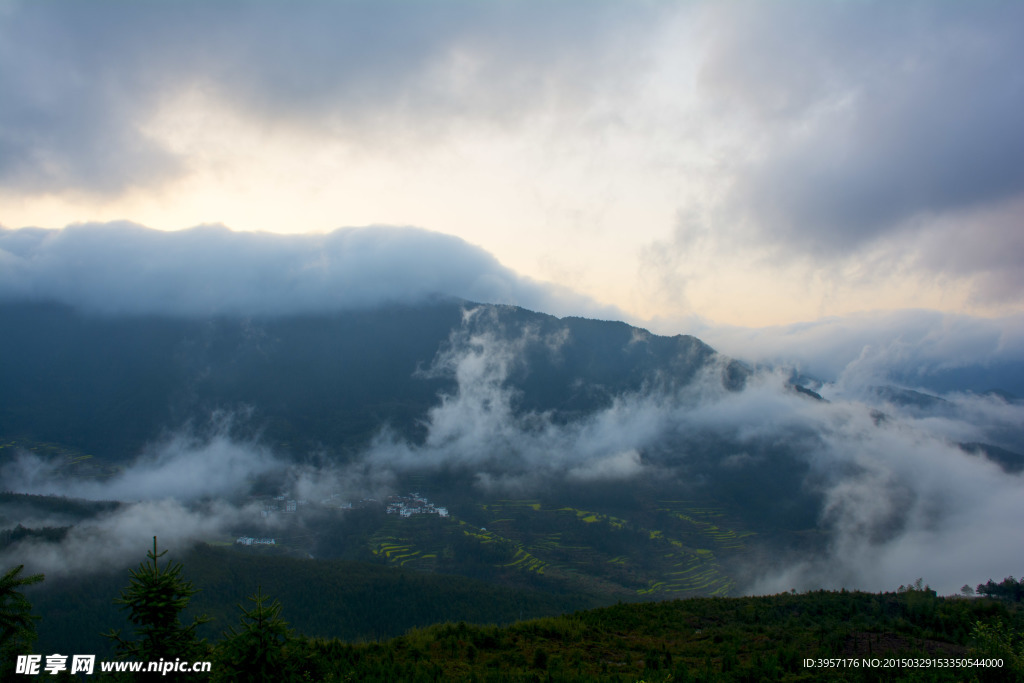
top-left (0, 300), bottom-right (744, 462)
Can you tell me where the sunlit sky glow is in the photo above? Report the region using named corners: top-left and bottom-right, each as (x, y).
top-left (2, 0), bottom-right (1023, 328)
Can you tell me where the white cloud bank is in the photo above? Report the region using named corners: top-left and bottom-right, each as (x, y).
top-left (0, 222), bottom-right (620, 319)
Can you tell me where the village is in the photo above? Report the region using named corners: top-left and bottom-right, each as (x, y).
top-left (385, 492), bottom-right (449, 518)
top-left (235, 536), bottom-right (276, 547)
top-left (235, 491), bottom-right (450, 547)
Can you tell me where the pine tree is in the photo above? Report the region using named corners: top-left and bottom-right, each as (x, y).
top-left (104, 537), bottom-right (210, 669)
top-left (214, 586), bottom-right (295, 682)
top-left (0, 564), bottom-right (45, 678)
top-left (0, 564), bottom-right (44, 649)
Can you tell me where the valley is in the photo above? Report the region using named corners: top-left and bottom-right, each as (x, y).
top-left (1, 299), bottom-right (1021, 679)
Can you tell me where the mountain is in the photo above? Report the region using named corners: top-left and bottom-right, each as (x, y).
top-left (0, 300), bottom-right (746, 463)
top-left (1, 298), bottom-right (1021, 608)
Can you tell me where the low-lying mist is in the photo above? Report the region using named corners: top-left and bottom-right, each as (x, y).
top-left (2, 310), bottom-right (1021, 596)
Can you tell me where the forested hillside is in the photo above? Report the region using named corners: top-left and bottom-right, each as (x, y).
top-left (0, 300), bottom-right (741, 462)
top-left (294, 587), bottom-right (1023, 682)
top-left (28, 543), bottom-right (610, 660)
top-left (10, 542), bottom-right (1024, 682)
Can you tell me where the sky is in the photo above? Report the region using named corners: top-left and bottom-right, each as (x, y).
top-left (2, 0), bottom-right (1023, 331)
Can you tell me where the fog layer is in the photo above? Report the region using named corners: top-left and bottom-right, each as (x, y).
top-left (3, 310), bottom-right (1021, 594)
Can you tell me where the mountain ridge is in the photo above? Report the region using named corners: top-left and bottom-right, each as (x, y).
top-left (0, 299), bottom-right (746, 463)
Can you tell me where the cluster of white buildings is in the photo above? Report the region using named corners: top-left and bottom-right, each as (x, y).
top-left (386, 492), bottom-right (448, 518)
top-left (259, 495), bottom-right (306, 517)
top-left (235, 536), bottom-right (276, 546)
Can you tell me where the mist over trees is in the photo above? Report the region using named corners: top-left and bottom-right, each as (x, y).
top-left (2, 299), bottom-right (1022, 598)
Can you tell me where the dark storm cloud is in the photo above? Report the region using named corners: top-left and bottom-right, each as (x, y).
top-left (0, 221), bottom-right (620, 318)
top-left (0, 0), bottom-right (646, 194)
top-left (701, 1), bottom-right (1024, 256)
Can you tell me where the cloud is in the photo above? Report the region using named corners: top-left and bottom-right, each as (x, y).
top-left (368, 313), bottom-right (1024, 593)
top-left (1, 425), bottom-right (283, 503)
top-left (744, 394), bottom-right (1024, 596)
top-left (601, 358), bottom-right (1024, 595)
top-left (636, 2), bottom-right (1024, 314)
top-left (0, 413), bottom-right (389, 577)
top-left (0, 413), bottom-right (276, 577)
top-left (4, 1), bottom-right (1021, 319)
top-left (361, 313), bottom-right (673, 490)
top-left (696, 309), bottom-right (1024, 397)
top-left (0, 1), bottom-right (650, 195)
top-left (0, 498), bottom-right (250, 578)
top-left (698, 1), bottom-right (1024, 254)
top-left (349, 312), bottom-right (1024, 591)
top-left (905, 197), bottom-right (1024, 305)
top-left (0, 222), bottom-right (620, 319)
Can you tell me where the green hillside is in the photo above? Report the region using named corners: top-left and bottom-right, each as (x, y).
top-left (295, 588), bottom-right (1022, 682)
top-left (28, 544), bottom-right (610, 660)
top-left (20, 565), bottom-right (1024, 682)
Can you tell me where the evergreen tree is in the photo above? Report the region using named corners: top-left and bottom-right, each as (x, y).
top-left (104, 537), bottom-right (210, 672)
top-left (0, 564), bottom-right (45, 677)
top-left (0, 564), bottom-right (44, 649)
top-left (214, 586), bottom-right (295, 682)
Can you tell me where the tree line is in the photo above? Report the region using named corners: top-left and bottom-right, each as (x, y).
top-left (3, 542), bottom-right (1023, 682)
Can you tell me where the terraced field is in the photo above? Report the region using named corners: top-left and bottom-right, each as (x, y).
top-left (366, 497), bottom-right (754, 599)
top-left (369, 517), bottom-right (445, 570)
top-left (657, 501), bottom-right (757, 551)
